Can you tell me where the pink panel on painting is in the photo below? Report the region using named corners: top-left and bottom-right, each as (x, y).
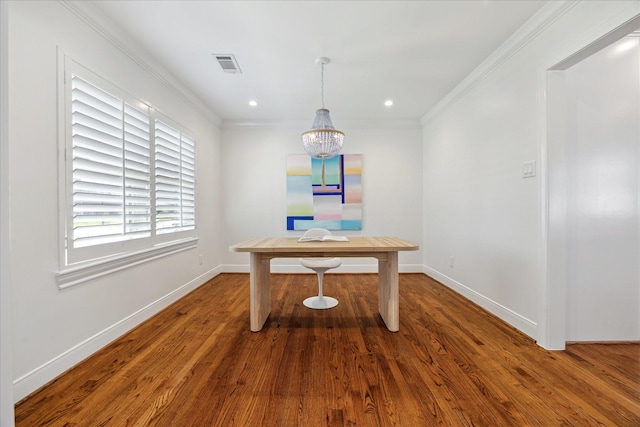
top-left (344, 174), bottom-right (362, 204)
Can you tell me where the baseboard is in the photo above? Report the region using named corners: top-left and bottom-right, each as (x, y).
top-left (565, 340), bottom-right (640, 345)
top-left (14, 264), bottom-right (536, 401)
top-left (223, 264), bottom-right (535, 339)
top-left (423, 266), bottom-right (538, 340)
top-left (13, 267), bottom-right (221, 402)
top-left (221, 263), bottom-right (425, 274)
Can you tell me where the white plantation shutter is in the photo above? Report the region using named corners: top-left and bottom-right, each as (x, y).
top-left (123, 104), bottom-right (151, 236)
top-left (60, 58), bottom-right (199, 285)
top-left (180, 134), bottom-right (196, 229)
top-left (155, 120), bottom-right (196, 234)
top-left (71, 76), bottom-right (151, 248)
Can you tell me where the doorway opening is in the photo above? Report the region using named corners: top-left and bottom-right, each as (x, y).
top-left (545, 17), bottom-right (640, 349)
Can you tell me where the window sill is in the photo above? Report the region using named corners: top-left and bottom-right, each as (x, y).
top-left (56, 237), bottom-right (198, 289)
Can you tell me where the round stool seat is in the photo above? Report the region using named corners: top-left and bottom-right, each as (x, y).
top-left (300, 257), bottom-right (342, 270)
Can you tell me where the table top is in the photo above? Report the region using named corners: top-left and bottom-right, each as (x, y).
top-left (230, 236), bottom-right (419, 254)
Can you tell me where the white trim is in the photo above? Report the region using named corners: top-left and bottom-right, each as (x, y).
top-left (537, 74), bottom-right (552, 349)
top-left (14, 267), bottom-right (220, 402)
top-left (57, 237), bottom-right (198, 289)
top-left (223, 262), bottom-right (536, 337)
top-left (222, 118), bottom-right (422, 130)
top-left (421, 0), bottom-right (577, 125)
top-left (59, 0), bottom-right (221, 126)
top-left (58, 52), bottom-right (199, 270)
top-left (423, 266), bottom-right (538, 340)
top-left (541, 14), bottom-right (640, 350)
top-left (0, 0), bottom-right (15, 422)
top-left (221, 263), bottom-right (424, 274)
top-left (551, 14), bottom-right (640, 70)
top-left (540, 70), bottom-right (568, 350)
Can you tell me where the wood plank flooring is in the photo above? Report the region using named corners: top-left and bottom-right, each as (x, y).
top-left (14, 273), bottom-right (640, 426)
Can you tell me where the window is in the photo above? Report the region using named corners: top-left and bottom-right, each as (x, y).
top-left (59, 57), bottom-right (197, 286)
top-left (71, 76), bottom-right (152, 248)
top-left (154, 119), bottom-right (195, 234)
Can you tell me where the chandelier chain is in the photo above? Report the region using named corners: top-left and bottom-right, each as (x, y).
top-left (320, 63), bottom-right (325, 109)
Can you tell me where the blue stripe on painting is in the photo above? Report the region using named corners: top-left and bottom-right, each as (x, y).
top-left (341, 155), bottom-right (345, 204)
top-left (295, 219), bottom-right (342, 230)
top-left (340, 220), bottom-right (362, 230)
top-left (287, 216), bottom-right (314, 230)
top-left (310, 191), bottom-right (342, 196)
top-left (289, 219), bottom-right (362, 231)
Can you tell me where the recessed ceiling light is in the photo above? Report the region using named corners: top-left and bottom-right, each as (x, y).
top-left (384, 100), bottom-right (394, 107)
top-left (248, 100), bottom-right (258, 107)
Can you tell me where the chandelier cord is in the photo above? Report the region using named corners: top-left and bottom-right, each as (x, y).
top-left (320, 62), bottom-right (325, 109)
top-left (301, 56), bottom-right (343, 159)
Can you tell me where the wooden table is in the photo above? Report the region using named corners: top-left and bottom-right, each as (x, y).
top-left (229, 236), bottom-right (419, 332)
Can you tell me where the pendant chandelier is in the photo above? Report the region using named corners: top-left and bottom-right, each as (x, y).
top-left (301, 57), bottom-right (344, 159)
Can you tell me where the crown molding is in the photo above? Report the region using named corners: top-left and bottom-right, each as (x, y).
top-left (59, 0), bottom-right (222, 126)
top-left (222, 118), bottom-right (422, 130)
top-left (421, 0), bottom-right (578, 125)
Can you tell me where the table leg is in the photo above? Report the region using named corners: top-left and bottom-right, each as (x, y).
top-left (378, 251), bottom-right (399, 331)
top-left (250, 252), bottom-right (271, 332)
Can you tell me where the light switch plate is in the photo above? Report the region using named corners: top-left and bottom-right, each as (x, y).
top-left (522, 160), bottom-right (536, 178)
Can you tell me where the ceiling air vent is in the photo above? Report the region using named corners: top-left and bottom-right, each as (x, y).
top-left (213, 54), bottom-right (242, 74)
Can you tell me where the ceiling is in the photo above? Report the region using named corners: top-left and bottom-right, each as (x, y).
top-left (82, 0), bottom-right (547, 124)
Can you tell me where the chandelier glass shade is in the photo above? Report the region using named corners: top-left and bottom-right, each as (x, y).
top-left (301, 57), bottom-right (344, 159)
top-left (301, 108), bottom-right (344, 159)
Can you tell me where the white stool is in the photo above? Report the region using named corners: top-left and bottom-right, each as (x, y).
top-left (300, 257), bottom-right (341, 309)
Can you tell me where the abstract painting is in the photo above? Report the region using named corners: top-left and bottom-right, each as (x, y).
top-left (286, 154), bottom-right (362, 230)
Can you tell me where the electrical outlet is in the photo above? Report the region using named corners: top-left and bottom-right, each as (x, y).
top-left (199, 254), bottom-right (203, 265)
top-left (449, 256), bottom-right (454, 268)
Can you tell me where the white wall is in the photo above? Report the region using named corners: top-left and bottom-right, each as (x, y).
top-left (6, 0), bottom-right (640, 409)
top-left (220, 124), bottom-right (424, 272)
top-left (1, 0), bottom-right (15, 423)
top-left (422, 1), bottom-right (640, 344)
top-left (563, 37), bottom-right (639, 341)
top-left (8, 1), bottom-right (222, 401)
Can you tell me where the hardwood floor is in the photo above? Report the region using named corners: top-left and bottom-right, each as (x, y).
top-left (15, 273), bottom-right (640, 426)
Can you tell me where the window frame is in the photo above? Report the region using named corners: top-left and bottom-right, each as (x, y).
top-left (57, 54), bottom-right (197, 289)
